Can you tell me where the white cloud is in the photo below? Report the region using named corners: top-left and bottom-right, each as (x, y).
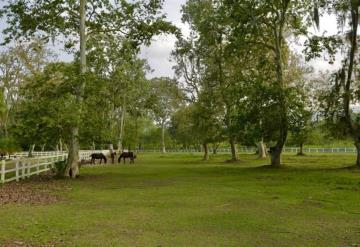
top-left (139, 0), bottom-right (187, 79)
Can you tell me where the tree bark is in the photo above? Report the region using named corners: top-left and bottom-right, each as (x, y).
top-left (28, 144), bottom-right (35, 157)
top-left (59, 138), bottom-right (63, 152)
top-left (65, 136), bottom-right (79, 177)
top-left (203, 142), bottom-right (209, 161)
top-left (355, 140), bottom-right (360, 167)
top-left (297, 142), bottom-right (305, 156)
top-left (344, 5), bottom-right (360, 167)
top-left (257, 141), bottom-right (266, 159)
top-left (117, 105), bottom-right (125, 152)
top-left (270, 12), bottom-right (288, 167)
top-left (229, 137), bottom-right (237, 161)
top-left (161, 123), bottom-right (166, 153)
top-left (66, 0), bottom-right (86, 178)
top-left (270, 146), bottom-right (282, 166)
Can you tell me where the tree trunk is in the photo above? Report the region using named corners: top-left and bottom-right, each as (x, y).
top-left (355, 140), bottom-right (360, 167)
top-left (297, 142), bottom-right (305, 156)
top-left (59, 138), bottom-right (63, 152)
top-left (203, 143), bottom-right (209, 161)
top-left (28, 144), bottom-right (35, 157)
top-left (257, 141), bottom-right (266, 159)
top-left (118, 105), bottom-right (125, 152)
top-left (229, 137), bottom-right (237, 161)
top-left (270, 146), bottom-right (282, 166)
top-left (65, 136), bottom-right (79, 178)
top-left (161, 123), bottom-right (166, 154)
top-left (344, 5), bottom-right (360, 167)
top-left (270, 17), bottom-right (288, 167)
top-left (41, 144), bottom-right (46, 152)
top-left (66, 0), bottom-right (86, 178)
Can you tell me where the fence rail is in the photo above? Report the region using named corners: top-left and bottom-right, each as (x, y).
top-left (138, 147), bottom-right (359, 154)
top-left (79, 150), bottom-right (110, 161)
top-left (8, 150), bottom-right (109, 160)
top-left (0, 150), bottom-right (110, 184)
top-left (0, 154), bottom-right (67, 184)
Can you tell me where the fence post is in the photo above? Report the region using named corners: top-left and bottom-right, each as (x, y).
top-left (21, 161), bottom-right (25, 179)
top-left (27, 162), bottom-right (31, 178)
top-left (16, 161), bottom-right (19, 182)
top-left (1, 160), bottom-right (5, 184)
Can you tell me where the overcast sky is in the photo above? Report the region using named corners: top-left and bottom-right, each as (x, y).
top-left (0, 0), bottom-right (341, 78)
top-left (141, 2), bottom-right (341, 78)
top-left (140, 0), bottom-right (188, 79)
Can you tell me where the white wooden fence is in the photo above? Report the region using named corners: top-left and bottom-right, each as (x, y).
top-left (139, 147), bottom-right (359, 154)
top-left (7, 150), bottom-right (108, 161)
top-left (79, 150), bottom-right (110, 161)
top-left (6, 151), bottom-right (67, 160)
top-left (0, 150), bottom-right (110, 184)
top-left (0, 154), bottom-right (67, 184)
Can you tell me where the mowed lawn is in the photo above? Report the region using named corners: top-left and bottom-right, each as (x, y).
top-left (1, 153), bottom-right (360, 246)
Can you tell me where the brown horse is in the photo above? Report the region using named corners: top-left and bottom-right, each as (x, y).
top-left (118, 152), bottom-right (136, 164)
top-left (90, 153), bottom-right (107, 164)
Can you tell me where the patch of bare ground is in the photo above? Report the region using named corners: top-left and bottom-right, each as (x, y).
top-left (0, 241), bottom-right (58, 247)
top-left (0, 172), bottom-right (69, 206)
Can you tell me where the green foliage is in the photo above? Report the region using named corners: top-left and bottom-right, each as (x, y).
top-left (1, 0), bottom-right (177, 48)
top-left (13, 62), bottom-right (80, 147)
top-left (52, 159), bottom-right (68, 178)
top-left (0, 136), bottom-right (20, 154)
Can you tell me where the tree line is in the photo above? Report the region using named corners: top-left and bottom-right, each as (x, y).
top-left (0, 0), bottom-right (359, 177)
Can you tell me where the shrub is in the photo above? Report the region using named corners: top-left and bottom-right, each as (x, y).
top-left (52, 159), bottom-right (68, 178)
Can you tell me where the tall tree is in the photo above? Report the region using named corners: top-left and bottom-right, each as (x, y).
top-left (149, 77), bottom-right (182, 153)
top-left (306, 0), bottom-right (360, 166)
top-left (180, 0), bottom-right (248, 162)
top-left (223, 0), bottom-right (317, 166)
top-left (1, 0), bottom-right (176, 177)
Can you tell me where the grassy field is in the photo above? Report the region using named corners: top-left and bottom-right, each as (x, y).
top-left (1, 153), bottom-right (360, 246)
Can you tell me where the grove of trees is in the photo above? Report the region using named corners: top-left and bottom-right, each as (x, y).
top-left (1, 0), bottom-right (360, 177)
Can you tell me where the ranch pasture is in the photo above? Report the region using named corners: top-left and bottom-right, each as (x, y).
top-left (0, 153), bottom-right (360, 246)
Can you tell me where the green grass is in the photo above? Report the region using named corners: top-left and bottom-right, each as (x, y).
top-left (1, 153), bottom-right (360, 246)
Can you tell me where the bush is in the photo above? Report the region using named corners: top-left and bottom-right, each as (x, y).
top-left (0, 137), bottom-right (21, 155)
top-left (52, 159), bottom-right (68, 178)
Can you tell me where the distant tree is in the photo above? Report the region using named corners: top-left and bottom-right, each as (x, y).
top-left (149, 78), bottom-right (183, 153)
top-left (0, 41), bottom-right (50, 139)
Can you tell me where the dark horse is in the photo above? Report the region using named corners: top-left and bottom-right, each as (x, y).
top-left (118, 152), bottom-right (136, 164)
top-left (90, 153), bottom-right (107, 164)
